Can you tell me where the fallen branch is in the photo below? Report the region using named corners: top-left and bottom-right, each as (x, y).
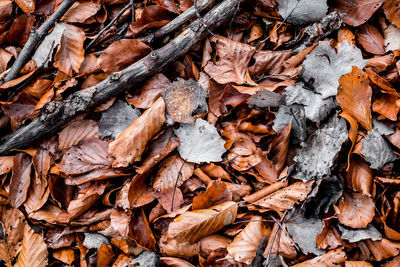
top-left (0, 0), bottom-right (244, 154)
top-left (1, 0), bottom-right (77, 85)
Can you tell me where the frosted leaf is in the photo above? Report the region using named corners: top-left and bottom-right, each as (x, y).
top-left (285, 82), bottom-right (338, 123)
top-left (32, 23), bottom-right (65, 67)
top-left (360, 129), bottom-right (397, 170)
top-left (98, 100), bottom-right (141, 139)
top-left (286, 208), bottom-right (324, 255)
top-left (273, 105), bottom-right (307, 144)
top-left (174, 118), bottom-right (226, 164)
top-left (302, 41), bottom-right (367, 99)
top-left (384, 25), bottom-right (400, 52)
top-left (277, 0), bottom-right (328, 25)
top-left (247, 89), bottom-right (283, 108)
top-left (337, 224), bottom-right (382, 243)
top-left (83, 233), bottom-right (110, 249)
top-left (294, 115), bottom-right (348, 180)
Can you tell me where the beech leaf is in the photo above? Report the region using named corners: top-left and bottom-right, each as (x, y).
top-left (32, 23), bottom-right (65, 67)
top-left (277, 0), bottom-right (328, 25)
top-left (14, 225), bottom-right (48, 267)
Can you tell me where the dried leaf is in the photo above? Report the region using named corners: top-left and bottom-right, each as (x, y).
top-left (9, 153), bottom-right (32, 208)
top-left (128, 5), bottom-right (174, 36)
top-left (15, 0), bottom-right (35, 14)
top-left (356, 24), bottom-right (385, 54)
top-left (337, 66), bottom-right (372, 131)
top-left (364, 238), bottom-right (400, 261)
top-left (384, 24), bottom-right (400, 52)
top-left (109, 97), bottom-right (165, 167)
top-left (333, 0), bottom-right (384, 27)
top-left (337, 224), bottom-right (382, 243)
top-left (249, 50), bottom-right (292, 78)
top-left (61, 1), bottom-right (101, 23)
top-left (192, 180), bottom-right (232, 210)
top-left (98, 100), bottom-right (141, 139)
top-left (54, 24), bottom-right (85, 76)
top-left (277, 0), bottom-right (328, 25)
top-left (337, 192), bottom-right (375, 228)
top-left (58, 120), bottom-right (99, 150)
top-left (293, 248), bottom-right (347, 266)
top-left (0, 155), bottom-right (13, 175)
top-left (167, 201), bottom-right (237, 243)
top-left (204, 35), bottom-right (256, 85)
top-left (98, 39), bottom-right (152, 73)
top-left (346, 157), bottom-right (372, 196)
top-left (174, 118), bottom-right (226, 164)
top-left (14, 225), bottom-right (48, 267)
top-left (384, 0), bottom-right (400, 28)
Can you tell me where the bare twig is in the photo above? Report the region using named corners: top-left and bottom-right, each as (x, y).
top-left (130, 0), bottom-right (135, 23)
top-left (264, 210), bottom-right (288, 267)
top-left (86, 3), bottom-right (132, 51)
top-left (171, 162), bottom-right (185, 212)
top-left (1, 0), bottom-right (77, 85)
top-left (0, 0), bottom-right (244, 154)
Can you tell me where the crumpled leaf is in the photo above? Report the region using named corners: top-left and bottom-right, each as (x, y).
top-left (54, 24), bottom-right (85, 76)
top-left (128, 5), bottom-right (175, 36)
top-left (294, 115), bottom-right (348, 180)
top-left (276, 0), bottom-right (328, 25)
top-left (293, 248), bottom-right (347, 266)
top-left (167, 201), bottom-right (237, 243)
top-left (337, 66), bottom-right (372, 131)
top-left (109, 97), bottom-right (165, 167)
top-left (98, 100), bottom-right (141, 139)
top-left (273, 104), bottom-right (307, 144)
top-left (9, 153), bottom-right (32, 208)
top-left (14, 225), bottom-right (48, 267)
top-left (337, 224), bottom-right (382, 243)
top-left (98, 39), bottom-right (152, 73)
top-left (227, 216), bottom-right (268, 264)
top-left (246, 88), bottom-right (284, 109)
top-left (337, 192), bottom-right (375, 228)
top-left (346, 157), bottom-right (372, 196)
top-left (249, 50), bottom-right (293, 78)
top-left (162, 78), bottom-right (208, 123)
top-left (58, 120), bottom-right (99, 150)
top-left (285, 82), bottom-right (338, 123)
top-left (302, 41), bottom-right (367, 99)
top-left (360, 129), bottom-right (397, 170)
top-left (333, 0), bottom-right (384, 27)
top-left (32, 23), bottom-right (65, 67)
top-left (204, 35), bottom-right (256, 85)
top-left (286, 208), bottom-right (324, 255)
top-left (174, 118), bottom-right (226, 164)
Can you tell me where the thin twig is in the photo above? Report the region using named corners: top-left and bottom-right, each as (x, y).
top-left (86, 3), bottom-right (132, 51)
top-left (264, 210), bottom-right (288, 267)
top-left (171, 162), bottom-right (185, 212)
top-left (194, 0), bottom-right (216, 37)
top-left (130, 0), bottom-right (135, 23)
top-left (1, 0), bottom-right (77, 85)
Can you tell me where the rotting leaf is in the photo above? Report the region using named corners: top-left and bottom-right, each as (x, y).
top-left (162, 78), bottom-right (208, 124)
top-left (98, 100), bottom-right (141, 139)
top-left (174, 118), bottom-right (226, 164)
top-left (294, 115), bottom-right (348, 180)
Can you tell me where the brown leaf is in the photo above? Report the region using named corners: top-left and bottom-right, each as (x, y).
top-left (227, 215), bottom-right (267, 264)
top-left (58, 120), bottom-right (99, 150)
top-left (9, 153), bottom-right (32, 208)
top-left (127, 73), bottom-right (170, 109)
top-left (0, 207), bottom-right (26, 265)
top-left (98, 39), bottom-right (152, 73)
top-left (293, 248), bottom-right (347, 267)
top-left (204, 35), bottom-right (256, 85)
top-left (97, 243), bottom-right (114, 267)
top-left (127, 173), bottom-right (156, 208)
top-left (373, 93), bottom-right (399, 121)
top-left (58, 138), bottom-right (113, 175)
top-left (365, 67), bottom-right (398, 95)
top-left (61, 1), bottom-right (101, 23)
top-left (356, 24), bottom-right (385, 54)
top-left (384, 0), bottom-right (400, 28)
top-left (0, 0), bottom-right (12, 22)
top-left (364, 238), bottom-right (400, 261)
top-left (130, 209), bottom-right (156, 251)
top-left (167, 201), bottom-right (238, 243)
top-left (269, 123), bottom-right (290, 173)
top-left (316, 220), bottom-right (343, 250)
top-left (264, 222), bottom-right (297, 259)
top-left (253, 180), bottom-right (314, 212)
top-left (249, 50), bottom-right (292, 78)
top-left (388, 126), bottom-right (400, 149)
top-left (15, 0), bottom-right (35, 13)
top-left (29, 203), bottom-right (70, 225)
top-left (52, 248), bottom-right (75, 265)
top-left (160, 257), bottom-right (195, 267)
top-left (337, 66), bottom-right (372, 131)
top-left (0, 155), bottom-right (13, 175)
top-left (109, 97), bottom-right (166, 167)
top-left (345, 261), bottom-right (373, 267)
top-left (337, 192), bottom-right (375, 228)
top-left (54, 24), bottom-right (85, 76)
top-left (14, 224), bottom-right (48, 267)
top-left (338, 27), bottom-right (356, 45)
top-left (128, 5), bottom-right (175, 36)
top-left (1, 14), bottom-right (35, 46)
top-left (333, 0), bottom-right (384, 27)
top-left (347, 157), bottom-right (373, 196)
top-left (192, 180), bottom-right (232, 210)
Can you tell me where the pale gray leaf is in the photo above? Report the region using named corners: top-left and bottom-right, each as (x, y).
top-left (98, 100), bottom-right (141, 139)
top-left (83, 233), bottom-right (110, 249)
top-left (174, 118), bottom-right (226, 164)
top-left (384, 25), bottom-right (400, 52)
top-left (360, 129), bottom-right (397, 170)
top-left (373, 119), bottom-right (395, 136)
top-left (32, 23), bottom-right (65, 67)
top-left (277, 0), bottom-right (328, 25)
top-left (302, 41), bottom-right (367, 99)
top-left (130, 251), bottom-right (159, 267)
top-left (337, 224), bottom-right (382, 243)
top-left (273, 105), bottom-right (307, 144)
top-left (294, 115), bottom-right (348, 180)
top-left (286, 208), bottom-right (324, 255)
top-left (285, 82), bottom-right (338, 123)
top-left (247, 89), bottom-right (283, 108)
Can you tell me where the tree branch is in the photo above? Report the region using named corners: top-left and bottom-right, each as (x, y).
top-left (0, 0), bottom-right (244, 155)
top-left (1, 0), bottom-right (77, 85)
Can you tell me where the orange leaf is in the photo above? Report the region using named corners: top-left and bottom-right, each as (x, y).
top-left (192, 180), bottom-right (232, 210)
top-left (109, 97), bottom-right (166, 167)
top-left (337, 192), bottom-right (375, 228)
top-left (340, 112), bottom-right (359, 169)
top-left (15, 0), bottom-right (35, 14)
top-left (54, 24), bottom-right (85, 76)
top-left (14, 224), bottom-right (48, 267)
top-left (337, 66), bottom-right (372, 131)
top-left (384, 0), bottom-right (400, 28)
top-left (167, 201), bottom-right (237, 243)
top-left (356, 24), bottom-right (385, 54)
top-left (347, 157), bottom-right (373, 196)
